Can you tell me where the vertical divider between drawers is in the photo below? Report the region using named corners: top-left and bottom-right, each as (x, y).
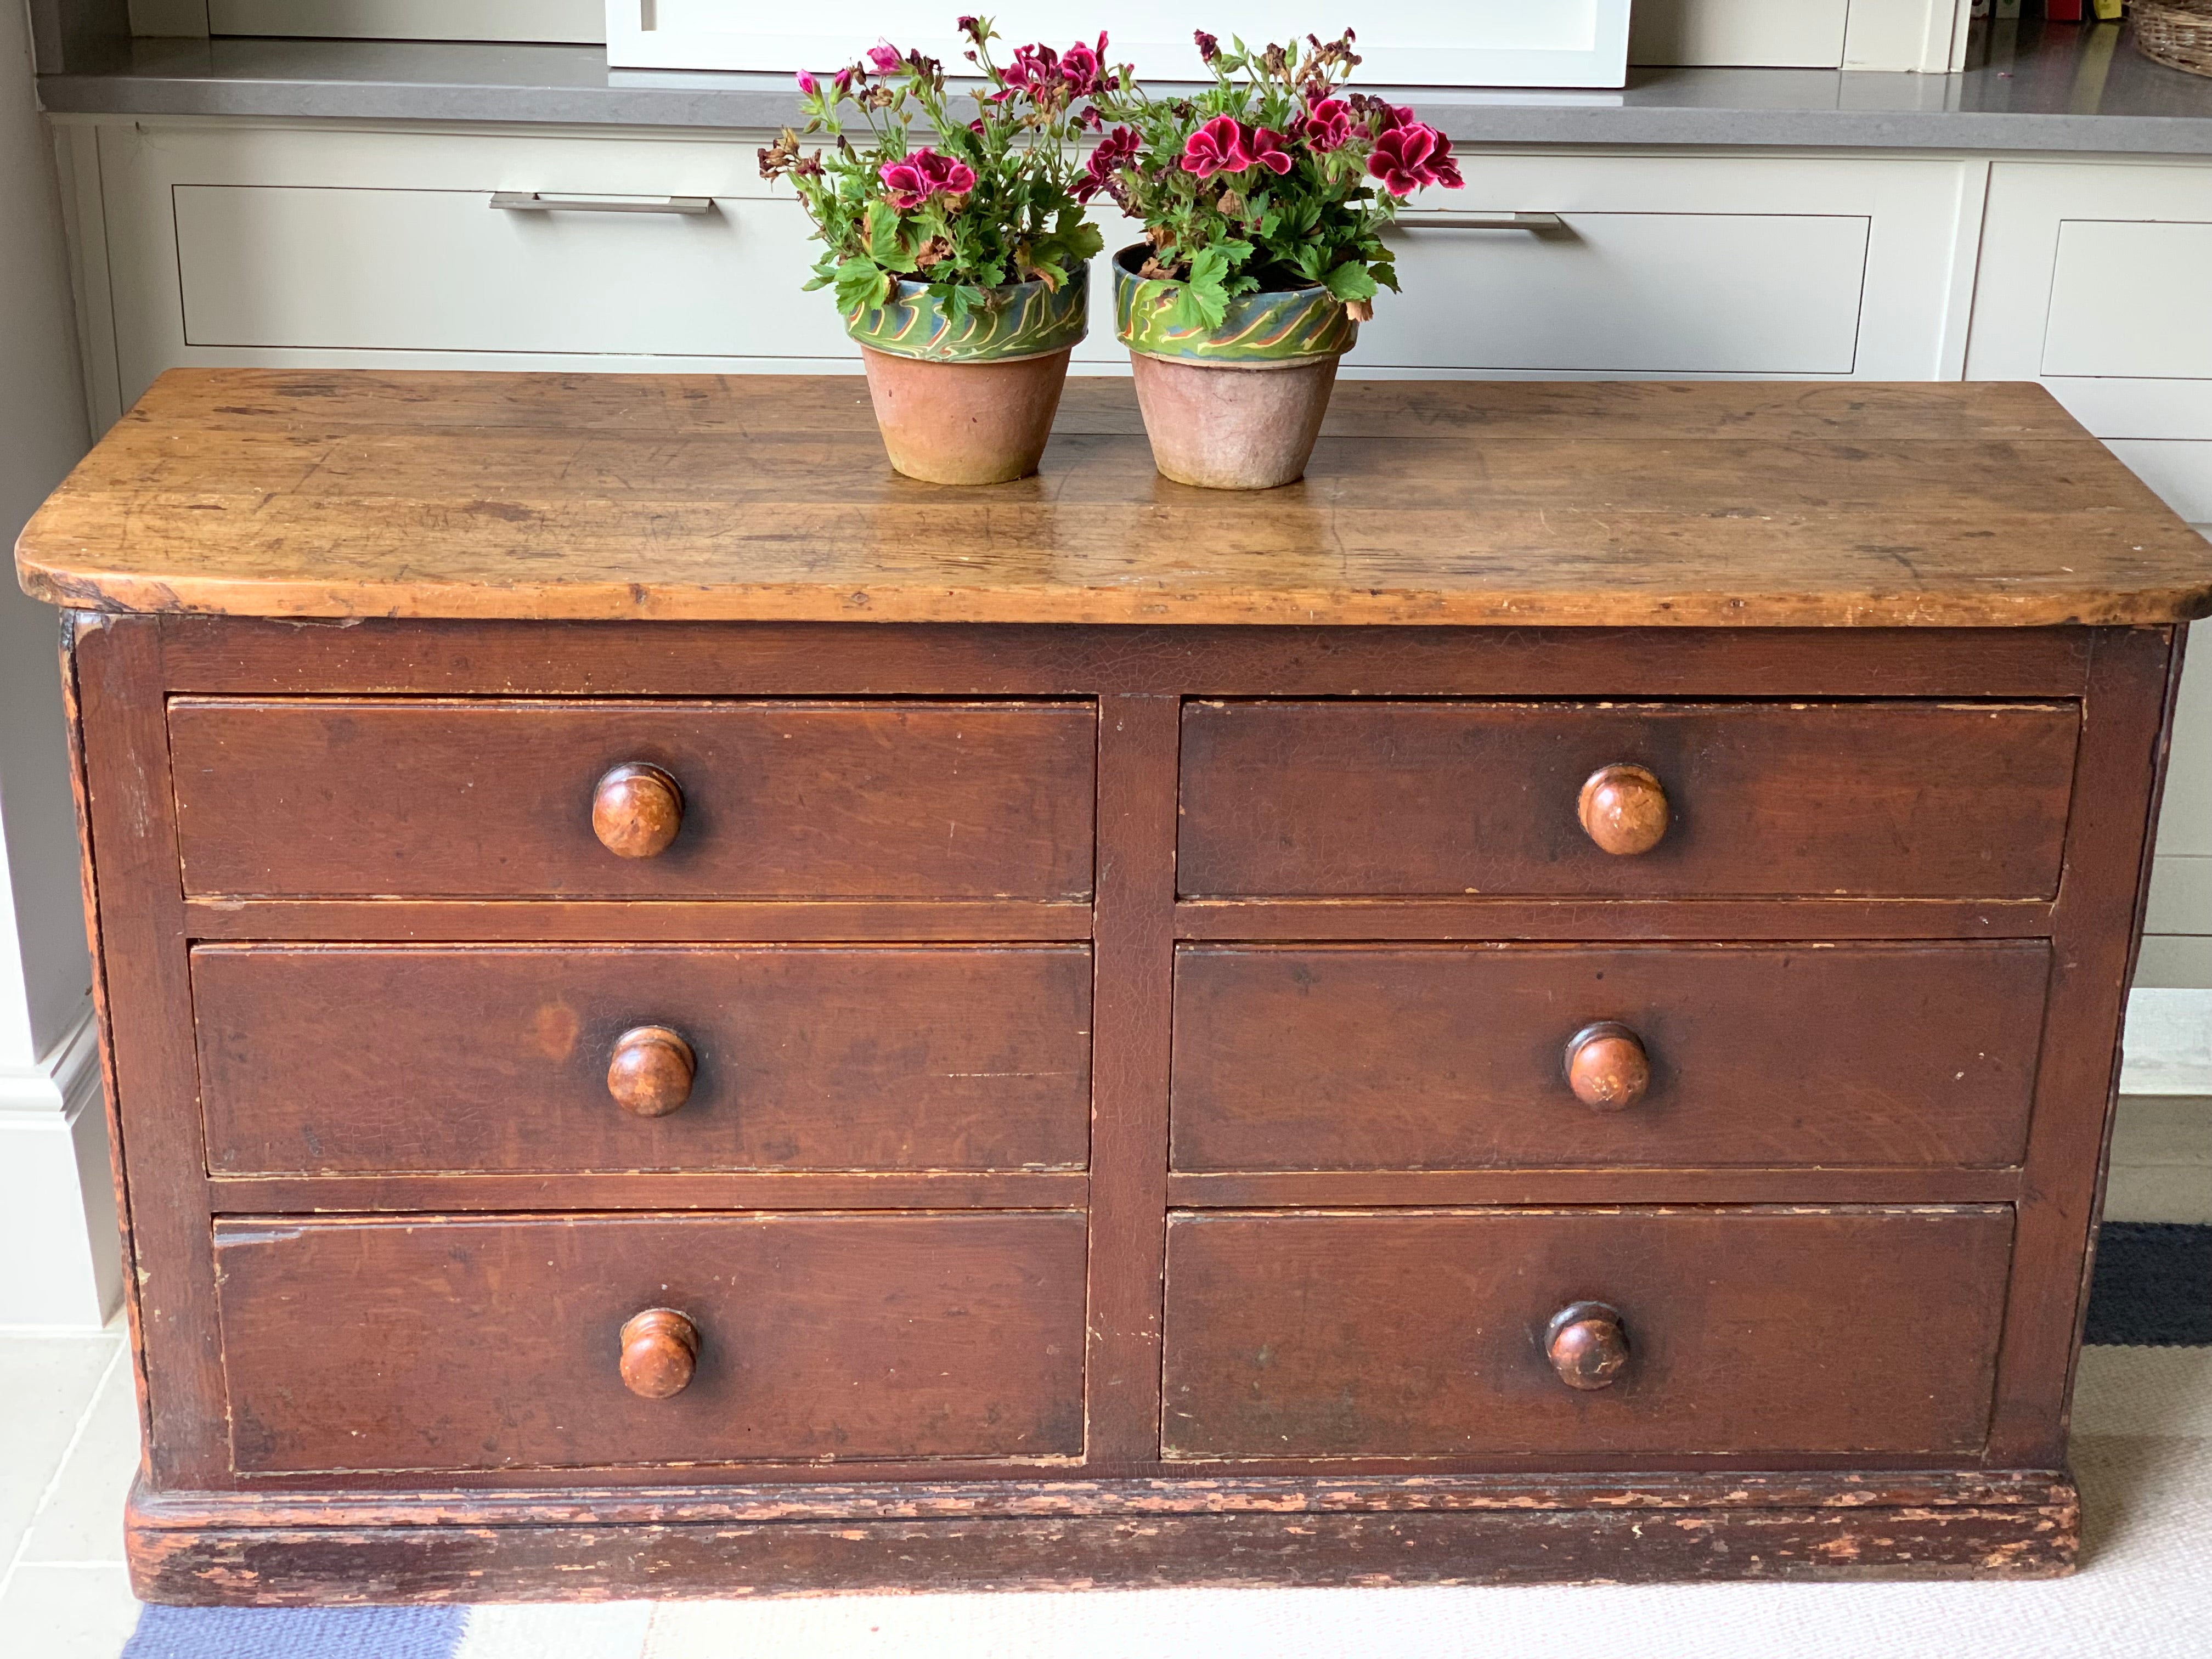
top-left (1084, 693), bottom-right (1181, 1471)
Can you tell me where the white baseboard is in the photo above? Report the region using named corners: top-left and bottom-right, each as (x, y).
top-left (2123, 986), bottom-right (2212, 1097)
top-left (0, 1004), bottom-right (122, 1330)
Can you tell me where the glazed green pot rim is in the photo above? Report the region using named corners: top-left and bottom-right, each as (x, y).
top-left (857, 343), bottom-right (1078, 368)
top-left (1110, 243), bottom-right (1356, 365)
top-left (844, 264), bottom-right (1090, 363)
top-left (1110, 242), bottom-right (1325, 298)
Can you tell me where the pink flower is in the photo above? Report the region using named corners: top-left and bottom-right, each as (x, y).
top-left (866, 41), bottom-right (904, 76)
top-left (1060, 32), bottom-right (1109, 98)
top-left (832, 65), bottom-right (854, 95)
top-left (1180, 115), bottom-right (1252, 180)
top-left (795, 70), bottom-right (818, 97)
top-left (1074, 124), bottom-right (1141, 202)
top-left (1368, 121), bottom-right (1461, 195)
top-left (1296, 96), bottom-right (1352, 153)
top-left (878, 148), bottom-right (978, 211)
top-left (1245, 126), bottom-right (1293, 175)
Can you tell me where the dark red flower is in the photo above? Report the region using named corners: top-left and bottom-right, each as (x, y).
top-left (879, 148), bottom-right (978, 211)
top-left (1075, 124), bottom-right (1141, 202)
top-left (1295, 95), bottom-right (1352, 152)
top-left (1180, 114), bottom-right (1252, 179)
top-left (1368, 121), bottom-right (1459, 195)
top-left (1194, 30), bottom-right (1220, 62)
top-left (1060, 32), bottom-right (1109, 98)
top-left (1245, 126), bottom-right (1293, 176)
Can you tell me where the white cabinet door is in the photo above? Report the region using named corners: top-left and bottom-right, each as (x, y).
top-left (95, 122), bottom-right (886, 408)
top-left (172, 185), bottom-right (844, 359)
top-left (1357, 153), bottom-right (1977, 380)
top-left (1969, 160), bottom-right (2212, 442)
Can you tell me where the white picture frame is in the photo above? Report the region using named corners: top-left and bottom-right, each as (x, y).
top-left (606, 2), bottom-right (1633, 89)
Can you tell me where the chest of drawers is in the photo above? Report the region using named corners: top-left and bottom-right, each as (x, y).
top-left (18, 370), bottom-right (2210, 1602)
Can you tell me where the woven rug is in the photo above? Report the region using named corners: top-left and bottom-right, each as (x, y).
top-left (119, 1222), bottom-right (2212, 1659)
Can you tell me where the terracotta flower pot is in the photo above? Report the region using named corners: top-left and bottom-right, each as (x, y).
top-left (847, 268), bottom-right (1088, 485)
top-left (1113, 245), bottom-right (1357, 490)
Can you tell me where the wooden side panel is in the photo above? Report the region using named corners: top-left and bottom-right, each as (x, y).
top-left (1178, 700), bottom-right (2080, 900)
top-left (212, 1212), bottom-right (1088, 1474)
top-left (71, 617), bottom-right (231, 1488)
top-left (1172, 943), bottom-right (2052, 1172)
top-left (193, 945), bottom-right (1092, 1176)
top-left (1991, 625), bottom-right (2183, 1464)
top-left (167, 699), bottom-right (1098, 900)
top-left (1161, 1208), bottom-right (2015, 1460)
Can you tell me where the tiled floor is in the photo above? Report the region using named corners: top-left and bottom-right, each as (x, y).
top-left (0, 1323), bottom-right (139, 1658)
top-left (3, 1096), bottom-right (2207, 1659)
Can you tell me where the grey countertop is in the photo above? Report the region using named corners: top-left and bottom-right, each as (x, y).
top-left (37, 19), bottom-right (2212, 154)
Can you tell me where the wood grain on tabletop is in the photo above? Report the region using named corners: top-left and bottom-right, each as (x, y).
top-left (16, 370), bottom-right (2210, 627)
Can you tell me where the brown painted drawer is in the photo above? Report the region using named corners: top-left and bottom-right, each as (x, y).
top-left (213, 1211), bottom-right (1088, 1473)
top-left (168, 698), bottom-right (1096, 899)
top-left (194, 944), bottom-right (1092, 1176)
top-left (1177, 701), bottom-right (2078, 899)
top-left (1162, 1207), bottom-right (2012, 1460)
top-left (1172, 943), bottom-right (2050, 1172)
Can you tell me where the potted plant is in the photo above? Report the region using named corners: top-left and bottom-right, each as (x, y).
top-left (1083, 30), bottom-right (1464, 489)
top-left (761, 17), bottom-right (1107, 484)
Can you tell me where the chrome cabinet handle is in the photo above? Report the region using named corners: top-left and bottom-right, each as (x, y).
top-left (1389, 212), bottom-right (1565, 231)
top-left (490, 193), bottom-right (714, 215)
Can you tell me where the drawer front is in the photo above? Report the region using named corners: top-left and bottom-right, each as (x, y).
top-left (214, 1212), bottom-right (1087, 1473)
top-left (169, 699), bottom-right (1096, 900)
top-left (2042, 219), bottom-right (2212, 382)
top-left (174, 184), bottom-right (854, 360)
top-left (1361, 211), bottom-right (1867, 374)
top-left (196, 945), bottom-right (1092, 1176)
top-left (1172, 943), bottom-right (2051, 1172)
top-left (1162, 1207), bottom-right (2012, 1460)
top-left (1178, 701), bottom-right (2077, 900)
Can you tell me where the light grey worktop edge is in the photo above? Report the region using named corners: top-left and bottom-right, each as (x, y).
top-left (36, 76), bottom-right (2212, 155)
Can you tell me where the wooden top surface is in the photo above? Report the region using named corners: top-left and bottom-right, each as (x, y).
top-left (17, 370), bottom-right (2212, 628)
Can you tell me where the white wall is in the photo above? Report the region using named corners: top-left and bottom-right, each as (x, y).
top-left (0, 0), bottom-right (114, 1329)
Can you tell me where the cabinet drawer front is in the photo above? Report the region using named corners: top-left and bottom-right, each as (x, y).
top-left (2043, 220), bottom-right (2212, 382)
top-left (196, 945), bottom-right (1092, 1176)
top-left (170, 699), bottom-right (1097, 899)
top-left (1173, 943), bottom-right (2050, 1172)
top-left (1360, 212), bottom-right (1866, 374)
top-left (1178, 701), bottom-right (2077, 900)
top-left (214, 1212), bottom-right (1088, 1473)
top-left (174, 185), bottom-right (855, 360)
top-left (1162, 1208), bottom-right (2011, 1460)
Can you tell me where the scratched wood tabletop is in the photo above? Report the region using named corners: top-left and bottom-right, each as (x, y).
top-left (16, 369), bottom-right (2210, 627)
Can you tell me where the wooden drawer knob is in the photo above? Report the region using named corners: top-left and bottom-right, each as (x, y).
top-left (606, 1025), bottom-right (696, 1118)
top-left (1563, 1021), bottom-right (1650, 1112)
top-left (1577, 763), bottom-right (1668, 856)
top-left (1546, 1301), bottom-right (1629, 1391)
top-left (618, 1308), bottom-right (699, 1400)
top-left (592, 762), bottom-right (684, 859)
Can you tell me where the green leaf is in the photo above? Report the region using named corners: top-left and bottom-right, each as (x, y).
top-left (1323, 262), bottom-right (1378, 304)
top-left (833, 258), bottom-right (891, 315)
top-left (1170, 244), bottom-right (1231, 330)
top-left (864, 202), bottom-right (905, 264)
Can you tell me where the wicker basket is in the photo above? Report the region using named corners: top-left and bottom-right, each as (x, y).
top-left (2136, 0), bottom-right (2212, 78)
